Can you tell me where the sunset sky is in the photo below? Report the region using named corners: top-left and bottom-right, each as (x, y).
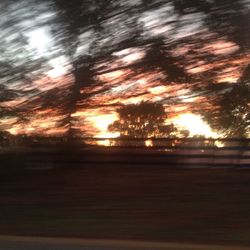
top-left (0, 0), bottom-right (249, 142)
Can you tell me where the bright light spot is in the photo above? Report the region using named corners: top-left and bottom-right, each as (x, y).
top-left (145, 139), bottom-right (153, 147)
top-left (187, 64), bottom-right (211, 74)
top-left (27, 27), bottom-right (51, 54)
top-left (75, 30), bottom-right (94, 56)
top-left (97, 139), bottom-right (114, 147)
top-left (139, 3), bottom-right (176, 38)
top-left (122, 96), bottom-right (146, 105)
top-left (179, 95), bottom-right (199, 103)
top-left (27, 127), bottom-right (36, 132)
top-left (215, 140), bottom-right (224, 148)
top-left (47, 65), bottom-right (67, 78)
top-left (6, 127), bottom-right (19, 135)
top-left (121, 52), bottom-right (145, 64)
top-left (85, 113), bottom-right (120, 139)
top-left (204, 40), bottom-right (239, 55)
top-left (0, 117), bottom-right (17, 125)
top-left (173, 113), bottom-right (219, 138)
top-left (114, 48), bottom-right (145, 64)
top-left (99, 70), bottom-right (126, 82)
top-left (149, 85), bottom-right (169, 94)
top-left (216, 70), bottom-right (240, 83)
top-left (47, 56), bottom-right (69, 78)
top-left (84, 112), bottom-right (120, 146)
top-left (111, 83), bottom-right (134, 93)
top-left (174, 13), bottom-right (204, 39)
top-left (5, 110), bottom-right (65, 136)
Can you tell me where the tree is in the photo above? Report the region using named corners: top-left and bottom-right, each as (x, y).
top-left (51, 0), bottom-right (204, 142)
top-left (142, 38), bottom-right (190, 83)
top-left (1, 0), bottom-right (248, 142)
top-left (0, 0), bottom-right (56, 134)
top-left (108, 102), bottom-right (177, 138)
top-left (202, 65), bottom-right (250, 138)
top-left (50, 0), bottom-right (111, 139)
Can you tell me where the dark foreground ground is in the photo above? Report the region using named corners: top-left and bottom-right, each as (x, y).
top-left (0, 236), bottom-right (249, 250)
top-left (0, 152), bottom-right (250, 247)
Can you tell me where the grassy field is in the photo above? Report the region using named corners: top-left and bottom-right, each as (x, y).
top-left (0, 160), bottom-right (250, 246)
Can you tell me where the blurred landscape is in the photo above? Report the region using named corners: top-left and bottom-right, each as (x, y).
top-left (0, 136), bottom-right (250, 246)
top-left (0, 0), bottom-right (250, 247)
top-left (0, 0), bottom-right (249, 140)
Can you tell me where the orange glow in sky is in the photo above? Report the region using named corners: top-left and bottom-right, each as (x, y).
top-left (3, 30), bottom-right (249, 141)
top-left (87, 113), bottom-right (120, 138)
top-left (172, 113), bottom-right (220, 138)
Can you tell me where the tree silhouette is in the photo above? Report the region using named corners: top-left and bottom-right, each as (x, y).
top-left (203, 65), bottom-right (250, 138)
top-left (0, 0), bottom-right (248, 142)
top-left (51, 0), bottom-right (117, 139)
top-left (142, 38), bottom-right (190, 83)
top-left (51, 0), bottom-right (196, 141)
top-left (108, 102), bottom-right (178, 138)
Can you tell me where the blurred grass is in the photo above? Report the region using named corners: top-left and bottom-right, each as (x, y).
top-left (0, 164), bottom-right (250, 246)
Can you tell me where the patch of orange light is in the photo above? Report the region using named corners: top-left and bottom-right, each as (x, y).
top-left (148, 85), bottom-right (169, 94)
top-left (1, 97), bottom-right (27, 108)
top-left (187, 53), bottom-right (250, 82)
top-left (5, 111), bottom-right (66, 136)
top-left (107, 95), bottom-right (146, 105)
top-left (172, 113), bottom-right (224, 147)
top-left (36, 109), bottom-right (54, 115)
top-left (98, 70), bottom-right (128, 82)
top-left (6, 127), bottom-right (20, 135)
top-left (216, 69), bottom-right (241, 83)
top-left (187, 64), bottom-right (211, 74)
top-left (85, 112), bottom-right (120, 139)
top-left (217, 76), bottom-right (239, 83)
top-left (45, 127), bottom-right (68, 136)
top-left (95, 139), bottom-right (115, 147)
top-left (171, 105), bottom-right (189, 113)
top-left (172, 113), bottom-right (219, 138)
top-left (145, 139), bottom-right (153, 147)
top-left (72, 109), bottom-right (120, 145)
top-left (0, 117), bottom-right (17, 125)
top-left (122, 96), bottom-right (146, 105)
top-left (179, 95), bottom-right (199, 103)
top-left (34, 74), bottom-right (73, 91)
top-left (204, 40), bottom-right (239, 55)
